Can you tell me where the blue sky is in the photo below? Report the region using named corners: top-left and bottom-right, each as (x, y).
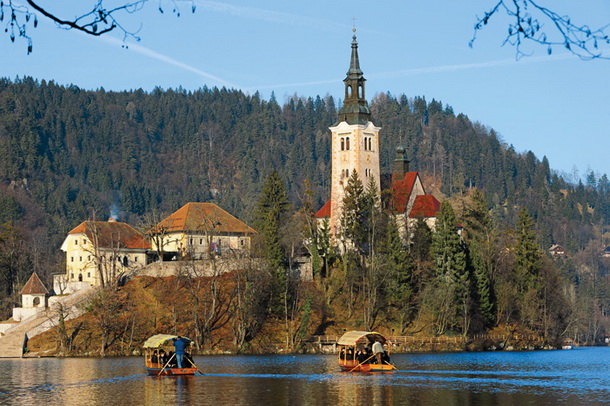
top-left (3, 1), bottom-right (609, 181)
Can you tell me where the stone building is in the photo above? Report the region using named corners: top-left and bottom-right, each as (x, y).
top-left (149, 202), bottom-right (256, 260)
top-left (58, 219), bottom-right (150, 292)
top-left (315, 31), bottom-right (440, 238)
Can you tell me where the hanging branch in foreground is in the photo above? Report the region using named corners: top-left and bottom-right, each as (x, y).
top-left (470, 0), bottom-right (610, 60)
top-left (0, 0), bottom-right (196, 54)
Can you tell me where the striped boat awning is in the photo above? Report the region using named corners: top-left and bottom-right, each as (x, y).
top-left (143, 334), bottom-right (192, 348)
top-left (337, 331), bottom-right (389, 346)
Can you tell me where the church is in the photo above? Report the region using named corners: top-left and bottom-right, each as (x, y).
top-left (315, 30), bottom-right (441, 236)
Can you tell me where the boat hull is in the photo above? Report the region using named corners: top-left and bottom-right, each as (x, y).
top-left (339, 363), bottom-right (394, 373)
top-left (146, 367), bottom-right (197, 376)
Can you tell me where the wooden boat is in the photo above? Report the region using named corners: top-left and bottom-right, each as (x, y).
top-left (337, 331), bottom-right (395, 372)
top-left (143, 334), bottom-right (198, 376)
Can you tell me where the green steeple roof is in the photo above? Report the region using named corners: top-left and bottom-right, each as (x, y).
top-left (337, 29), bottom-right (371, 125)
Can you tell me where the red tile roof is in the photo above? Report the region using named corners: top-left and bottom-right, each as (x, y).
top-left (20, 272), bottom-right (48, 295)
top-left (409, 195), bottom-right (441, 218)
top-left (314, 200), bottom-right (331, 218)
top-left (391, 172), bottom-right (419, 213)
top-left (69, 221), bottom-right (151, 249)
top-left (153, 202), bottom-right (256, 234)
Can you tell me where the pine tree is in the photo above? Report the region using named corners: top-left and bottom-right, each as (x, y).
top-left (339, 170), bottom-right (367, 253)
top-left (464, 189), bottom-right (497, 326)
top-left (514, 207), bottom-right (543, 328)
top-left (253, 170), bottom-right (290, 308)
top-left (430, 200), bottom-right (469, 335)
top-left (382, 216), bottom-right (414, 332)
top-left (514, 207), bottom-right (542, 296)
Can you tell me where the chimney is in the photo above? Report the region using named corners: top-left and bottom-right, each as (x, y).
top-left (393, 146), bottom-right (409, 180)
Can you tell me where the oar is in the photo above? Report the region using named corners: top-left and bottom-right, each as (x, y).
top-left (185, 355), bottom-right (205, 375)
top-left (349, 353), bottom-right (376, 372)
top-left (384, 360), bottom-right (399, 371)
top-left (158, 353), bottom-right (176, 376)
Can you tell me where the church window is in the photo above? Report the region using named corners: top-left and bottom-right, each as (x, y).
top-left (346, 137), bottom-right (350, 150)
top-left (340, 138), bottom-right (345, 151)
top-left (346, 169), bottom-right (350, 178)
top-left (33, 297), bottom-right (40, 307)
top-left (347, 85), bottom-right (352, 97)
top-left (358, 85), bottom-right (363, 98)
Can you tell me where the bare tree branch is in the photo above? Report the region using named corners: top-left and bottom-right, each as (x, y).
top-left (471, 0), bottom-right (610, 60)
top-left (1, 0), bottom-right (195, 54)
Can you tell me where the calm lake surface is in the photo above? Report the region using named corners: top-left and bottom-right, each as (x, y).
top-left (0, 347), bottom-right (609, 405)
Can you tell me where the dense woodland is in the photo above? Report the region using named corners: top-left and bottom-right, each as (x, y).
top-left (1, 77), bottom-right (609, 354)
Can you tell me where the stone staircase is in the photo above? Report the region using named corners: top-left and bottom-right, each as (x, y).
top-left (0, 286), bottom-right (97, 358)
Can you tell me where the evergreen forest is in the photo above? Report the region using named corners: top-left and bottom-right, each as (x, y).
top-left (1, 77), bottom-right (609, 353)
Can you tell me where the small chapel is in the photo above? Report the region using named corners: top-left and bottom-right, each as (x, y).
top-left (315, 30), bottom-right (441, 236)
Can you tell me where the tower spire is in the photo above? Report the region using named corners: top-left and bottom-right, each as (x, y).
top-left (337, 29), bottom-right (371, 125)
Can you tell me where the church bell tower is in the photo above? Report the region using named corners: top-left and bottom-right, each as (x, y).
top-left (329, 29), bottom-right (381, 236)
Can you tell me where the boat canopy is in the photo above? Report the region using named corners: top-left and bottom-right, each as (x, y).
top-left (337, 331), bottom-right (389, 346)
top-left (143, 334), bottom-right (192, 348)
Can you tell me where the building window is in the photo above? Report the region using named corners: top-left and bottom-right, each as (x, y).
top-left (33, 297), bottom-right (40, 306)
top-left (346, 137), bottom-right (350, 150)
top-left (79, 256), bottom-right (82, 262)
top-left (368, 138), bottom-right (372, 151)
top-left (87, 255), bottom-right (91, 261)
top-left (134, 257), bottom-right (138, 262)
top-left (200, 239), bottom-right (203, 245)
top-left (71, 256), bottom-right (74, 262)
top-left (71, 273), bottom-right (74, 279)
top-left (340, 138), bottom-right (345, 151)
top-left (87, 272), bottom-right (91, 278)
top-left (78, 274), bottom-right (83, 282)
top-left (346, 169), bottom-right (349, 178)
top-left (74, 239), bottom-right (78, 245)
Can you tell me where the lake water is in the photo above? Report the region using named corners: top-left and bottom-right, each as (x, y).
top-left (0, 347), bottom-right (609, 405)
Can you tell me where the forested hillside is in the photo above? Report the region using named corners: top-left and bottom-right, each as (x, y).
top-left (1, 77), bottom-right (609, 345)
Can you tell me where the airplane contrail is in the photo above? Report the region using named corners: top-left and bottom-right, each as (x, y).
top-left (100, 36), bottom-right (238, 89)
top-left (247, 53), bottom-right (576, 92)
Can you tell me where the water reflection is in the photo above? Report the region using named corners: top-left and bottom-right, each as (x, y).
top-left (0, 348), bottom-right (609, 405)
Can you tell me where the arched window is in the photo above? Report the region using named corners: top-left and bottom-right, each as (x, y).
top-left (123, 256), bottom-right (129, 266)
top-left (358, 85), bottom-right (363, 98)
top-left (346, 137), bottom-right (350, 150)
top-left (346, 169), bottom-right (350, 178)
top-left (33, 297), bottom-right (40, 307)
top-left (369, 138), bottom-right (372, 151)
top-left (347, 85), bottom-right (352, 97)
top-left (340, 138), bottom-right (345, 151)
